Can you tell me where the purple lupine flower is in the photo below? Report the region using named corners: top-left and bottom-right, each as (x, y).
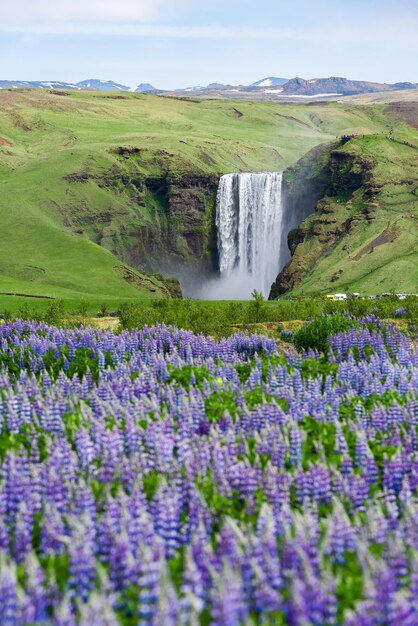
top-left (108, 532), bottom-right (136, 592)
top-left (289, 426), bottom-right (302, 468)
top-left (53, 595), bottom-right (77, 626)
top-left (12, 503), bottom-right (33, 563)
top-left (138, 542), bottom-right (163, 625)
top-left (20, 554), bottom-right (52, 624)
top-left (154, 570), bottom-right (179, 626)
top-left (210, 565), bottom-right (249, 626)
top-left (180, 546), bottom-right (205, 620)
top-left (0, 554), bottom-right (19, 626)
top-left (79, 593), bottom-right (119, 626)
top-left (68, 522), bottom-right (96, 603)
top-left (153, 482), bottom-right (182, 558)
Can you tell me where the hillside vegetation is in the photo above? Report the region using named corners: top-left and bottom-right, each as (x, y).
top-left (339, 88), bottom-right (418, 104)
top-left (271, 111), bottom-right (418, 297)
top-left (0, 89), bottom-right (414, 304)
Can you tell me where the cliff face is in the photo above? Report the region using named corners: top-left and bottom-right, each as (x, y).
top-left (61, 152), bottom-right (219, 294)
top-left (131, 173), bottom-right (219, 289)
top-left (270, 147), bottom-right (376, 297)
top-left (269, 142), bottom-right (342, 297)
top-left (158, 174), bottom-right (219, 284)
top-left (278, 142), bottom-right (340, 268)
top-left (270, 133), bottom-right (418, 297)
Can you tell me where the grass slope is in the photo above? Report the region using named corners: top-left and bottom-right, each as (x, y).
top-left (0, 90), bottom-right (409, 305)
top-left (339, 89), bottom-right (418, 105)
top-left (282, 131), bottom-right (418, 296)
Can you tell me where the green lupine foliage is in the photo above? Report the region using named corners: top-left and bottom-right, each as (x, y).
top-left (167, 365), bottom-right (211, 390)
top-left (300, 418), bottom-right (337, 469)
top-left (0, 316), bottom-right (416, 623)
top-left (300, 358), bottom-right (339, 380)
top-left (204, 390), bottom-right (239, 422)
top-left (0, 344), bottom-right (114, 382)
top-left (293, 314), bottom-right (358, 353)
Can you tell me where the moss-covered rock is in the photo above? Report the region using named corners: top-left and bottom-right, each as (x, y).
top-left (61, 152), bottom-right (219, 294)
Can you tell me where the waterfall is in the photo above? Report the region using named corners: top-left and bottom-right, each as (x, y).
top-left (214, 171), bottom-right (284, 299)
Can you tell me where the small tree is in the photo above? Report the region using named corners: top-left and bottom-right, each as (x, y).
top-left (247, 289), bottom-right (267, 323)
top-left (17, 303), bottom-right (36, 320)
top-left (2, 309), bottom-right (13, 322)
top-left (44, 300), bottom-right (65, 326)
top-left (77, 300), bottom-right (89, 317)
top-left (99, 302), bottom-right (109, 318)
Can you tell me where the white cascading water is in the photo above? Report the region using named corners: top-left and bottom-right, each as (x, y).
top-left (211, 172), bottom-right (284, 299)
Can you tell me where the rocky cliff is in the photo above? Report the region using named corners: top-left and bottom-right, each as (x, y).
top-left (61, 150), bottom-right (219, 295)
top-left (277, 142), bottom-right (340, 268)
top-left (270, 131), bottom-right (418, 297)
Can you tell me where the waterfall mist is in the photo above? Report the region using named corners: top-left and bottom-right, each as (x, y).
top-left (200, 172), bottom-right (286, 300)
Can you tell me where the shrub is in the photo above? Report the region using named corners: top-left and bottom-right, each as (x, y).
top-left (293, 313), bottom-right (356, 353)
top-left (77, 300), bottom-right (89, 316)
top-left (44, 300), bottom-right (65, 326)
top-left (99, 302), bottom-right (109, 317)
top-left (246, 290), bottom-right (267, 323)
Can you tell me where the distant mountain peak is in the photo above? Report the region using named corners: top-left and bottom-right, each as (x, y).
top-left (76, 79), bottom-right (130, 91)
top-left (133, 83), bottom-right (158, 93)
top-left (250, 77), bottom-right (289, 88)
top-left (0, 80), bottom-right (82, 91)
top-left (278, 76), bottom-right (418, 97)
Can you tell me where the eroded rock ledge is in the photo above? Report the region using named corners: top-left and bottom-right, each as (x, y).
top-left (269, 141), bottom-right (374, 298)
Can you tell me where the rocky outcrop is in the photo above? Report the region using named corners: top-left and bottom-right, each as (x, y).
top-left (137, 174), bottom-right (219, 293)
top-left (269, 141), bottom-right (376, 298)
top-left (113, 264), bottom-right (182, 298)
top-left (151, 274), bottom-right (183, 299)
top-left (269, 143), bottom-right (341, 297)
top-left (61, 154), bottom-right (219, 295)
top-left (166, 174), bottom-right (219, 261)
top-left (280, 142), bottom-right (338, 240)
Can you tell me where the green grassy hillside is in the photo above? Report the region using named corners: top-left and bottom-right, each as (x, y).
top-left (0, 89), bottom-right (413, 305)
top-left (339, 89), bottom-right (418, 104)
top-left (271, 126), bottom-right (418, 297)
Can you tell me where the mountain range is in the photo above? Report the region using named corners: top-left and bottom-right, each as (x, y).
top-left (0, 76), bottom-right (417, 100)
top-left (0, 79), bottom-right (157, 93)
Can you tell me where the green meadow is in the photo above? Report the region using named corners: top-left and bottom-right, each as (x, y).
top-left (283, 132), bottom-right (418, 296)
top-left (0, 89), bottom-right (416, 306)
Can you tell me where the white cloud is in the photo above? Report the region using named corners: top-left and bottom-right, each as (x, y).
top-left (0, 1), bottom-right (416, 53)
top-left (1, 21), bottom-right (417, 50)
top-left (1, 0), bottom-right (172, 23)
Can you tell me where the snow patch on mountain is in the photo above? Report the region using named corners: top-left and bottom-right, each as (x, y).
top-left (76, 79), bottom-right (130, 91)
top-left (280, 93), bottom-right (343, 98)
top-left (251, 77), bottom-right (289, 88)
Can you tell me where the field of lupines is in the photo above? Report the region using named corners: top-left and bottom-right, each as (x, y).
top-left (0, 317), bottom-right (417, 625)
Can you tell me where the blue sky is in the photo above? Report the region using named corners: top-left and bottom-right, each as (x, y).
top-left (1, 0), bottom-right (417, 88)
